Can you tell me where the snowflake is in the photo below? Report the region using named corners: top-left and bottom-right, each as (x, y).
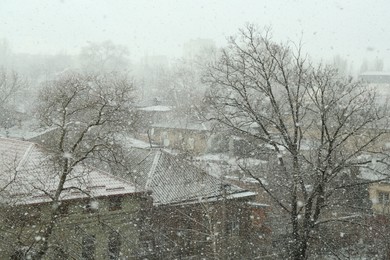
top-left (90, 200), bottom-right (99, 210)
top-left (63, 152), bottom-right (72, 159)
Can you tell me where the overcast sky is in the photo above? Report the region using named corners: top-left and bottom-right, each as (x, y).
top-left (1, 0), bottom-right (389, 69)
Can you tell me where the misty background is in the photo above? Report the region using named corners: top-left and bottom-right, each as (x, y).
top-left (1, 0), bottom-right (389, 121)
top-left (1, 0), bottom-right (389, 68)
top-left (1, 1), bottom-right (390, 259)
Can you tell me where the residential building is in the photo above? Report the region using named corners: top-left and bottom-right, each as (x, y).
top-left (369, 182), bottom-right (390, 214)
top-left (148, 119), bottom-right (213, 155)
top-left (121, 147), bottom-right (267, 259)
top-left (359, 159), bottom-right (390, 215)
top-left (359, 71), bottom-right (390, 105)
top-left (135, 103), bottom-right (174, 137)
top-left (359, 71), bottom-right (390, 84)
top-left (0, 137), bottom-right (151, 259)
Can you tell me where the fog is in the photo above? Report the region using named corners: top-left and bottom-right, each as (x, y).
top-left (1, 0), bottom-right (390, 69)
top-left (2, 1), bottom-right (390, 259)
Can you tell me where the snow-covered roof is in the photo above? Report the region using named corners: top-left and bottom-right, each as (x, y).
top-left (0, 137), bottom-right (141, 205)
top-left (247, 201), bottom-right (269, 208)
top-left (0, 119), bottom-right (43, 140)
top-left (356, 154), bottom-right (390, 183)
top-left (121, 136), bottom-right (152, 149)
top-left (152, 120), bottom-right (211, 131)
top-left (0, 128), bottom-right (41, 140)
top-left (224, 175), bottom-right (268, 185)
top-left (360, 71), bottom-right (390, 76)
top-left (123, 147), bottom-right (255, 206)
top-left (359, 163), bottom-right (390, 182)
top-left (359, 72), bottom-right (390, 84)
top-left (138, 105), bottom-right (173, 112)
top-left (195, 154), bottom-right (268, 178)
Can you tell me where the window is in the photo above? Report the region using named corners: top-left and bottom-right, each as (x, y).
top-left (82, 235), bottom-right (96, 260)
top-left (108, 231), bottom-right (121, 259)
top-left (162, 131), bottom-right (170, 146)
top-left (226, 216), bottom-right (240, 236)
top-left (108, 196), bottom-right (122, 211)
top-left (378, 191), bottom-right (390, 205)
top-left (58, 203), bottom-right (69, 216)
top-left (188, 137), bottom-right (195, 150)
top-left (9, 207), bottom-right (42, 226)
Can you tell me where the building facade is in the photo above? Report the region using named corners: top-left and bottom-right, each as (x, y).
top-left (0, 137), bottom-right (152, 259)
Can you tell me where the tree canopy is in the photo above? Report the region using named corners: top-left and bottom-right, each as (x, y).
top-left (203, 25), bottom-right (389, 259)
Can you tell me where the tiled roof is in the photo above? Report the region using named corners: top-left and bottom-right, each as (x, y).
top-left (359, 161), bottom-right (390, 182)
top-left (152, 120), bottom-right (211, 131)
top-left (0, 137), bottom-right (33, 170)
top-left (0, 137), bottom-right (140, 205)
top-left (138, 105), bottom-right (173, 112)
top-left (125, 148), bottom-right (255, 205)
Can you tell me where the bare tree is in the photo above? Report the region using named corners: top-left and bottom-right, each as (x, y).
top-left (373, 57), bottom-right (384, 72)
top-left (0, 68), bottom-right (26, 107)
top-left (0, 38), bottom-right (12, 67)
top-left (79, 41), bottom-right (130, 73)
top-left (332, 55), bottom-right (350, 77)
top-left (0, 68), bottom-right (27, 129)
top-left (203, 25), bottom-right (389, 259)
top-left (30, 71), bottom-right (137, 258)
top-left (168, 60), bottom-right (208, 115)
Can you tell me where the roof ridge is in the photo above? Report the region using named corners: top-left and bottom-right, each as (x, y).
top-left (85, 164), bottom-right (139, 188)
top-left (16, 143), bottom-right (35, 171)
top-left (0, 136), bottom-right (29, 143)
top-left (145, 149), bottom-right (161, 189)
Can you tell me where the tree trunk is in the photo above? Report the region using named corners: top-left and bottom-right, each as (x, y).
top-left (35, 160), bottom-right (69, 259)
top-left (292, 238), bottom-right (308, 260)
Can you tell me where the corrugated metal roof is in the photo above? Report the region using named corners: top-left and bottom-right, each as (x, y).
top-left (0, 137), bottom-right (33, 172)
top-left (151, 117), bottom-right (212, 131)
top-left (138, 105), bottom-right (173, 112)
top-left (360, 71), bottom-right (390, 76)
top-left (0, 137), bottom-right (141, 205)
top-left (125, 147), bottom-right (254, 205)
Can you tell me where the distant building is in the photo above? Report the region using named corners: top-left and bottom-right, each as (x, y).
top-left (183, 38), bottom-right (216, 61)
top-left (148, 119), bottom-right (212, 155)
top-left (360, 159), bottom-right (390, 215)
top-left (358, 71), bottom-right (390, 104)
top-left (359, 71), bottom-right (390, 84)
top-left (134, 101), bottom-right (174, 136)
top-left (0, 137), bottom-right (151, 259)
top-left (139, 55), bottom-right (169, 69)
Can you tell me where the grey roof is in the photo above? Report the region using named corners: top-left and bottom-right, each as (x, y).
top-left (359, 72), bottom-right (390, 84)
top-left (360, 71), bottom-right (390, 76)
top-left (138, 105), bottom-right (173, 112)
top-left (359, 159), bottom-right (390, 182)
top-left (152, 120), bottom-right (211, 131)
top-left (125, 148), bottom-right (255, 205)
top-left (0, 137), bottom-right (140, 205)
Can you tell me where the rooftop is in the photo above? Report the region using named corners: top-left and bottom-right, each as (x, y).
top-left (360, 71), bottom-right (390, 76)
top-left (152, 120), bottom-right (211, 131)
top-left (359, 71), bottom-right (390, 84)
top-left (124, 147), bottom-right (256, 206)
top-left (0, 137), bottom-right (141, 205)
top-left (138, 105), bottom-right (173, 112)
